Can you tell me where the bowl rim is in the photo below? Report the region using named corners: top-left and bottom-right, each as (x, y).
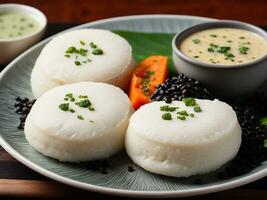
top-left (0, 3), bottom-right (47, 42)
top-left (172, 20), bottom-right (267, 69)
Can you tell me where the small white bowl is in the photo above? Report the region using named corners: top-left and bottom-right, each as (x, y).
top-left (0, 4), bottom-right (47, 65)
top-left (172, 20), bottom-right (267, 98)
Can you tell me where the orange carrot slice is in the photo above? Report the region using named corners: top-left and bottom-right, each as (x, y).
top-left (129, 55), bottom-right (168, 110)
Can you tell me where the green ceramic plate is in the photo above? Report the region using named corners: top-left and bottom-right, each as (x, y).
top-left (0, 15), bottom-right (266, 198)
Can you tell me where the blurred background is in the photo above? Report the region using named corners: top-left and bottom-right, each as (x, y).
top-left (0, 0), bottom-right (267, 25)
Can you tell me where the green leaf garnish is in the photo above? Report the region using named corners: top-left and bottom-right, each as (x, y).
top-left (92, 49), bottom-right (104, 55)
top-left (177, 115), bottom-right (186, 120)
top-left (239, 46), bottom-right (249, 55)
top-left (162, 113), bottom-right (172, 120)
top-left (90, 42), bottom-right (97, 49)
top-left (177, 110), bottom-right (189, 116)
top-left (194, 106), bottom-right (202, 112)
top-left (65, 46), bottom-right (76, 53)
top-left (75, 99), bottom-right (91, 108)
top-left (77, 115), bottom-right (84, 120)
top-left (80, 40), bottom-right (85, 45)
top-left (192, 39), bottom-right (201, 44)
top-left (182, 97), bottom-right (196, 107)
top-left (59, 103), bottom-right (69, 111)
top-left (75, 61), bottom-right (81, 66)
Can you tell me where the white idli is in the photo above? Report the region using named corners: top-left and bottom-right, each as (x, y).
top-left (126, 99), bottom-right (242, 177)
top-left (25, 82), bottom-right (133, 162)
top-left (31, 29), bottom-right (136, 98)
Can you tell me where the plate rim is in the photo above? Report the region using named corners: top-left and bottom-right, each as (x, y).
top-left (0, 14), bottom-right (266, 198)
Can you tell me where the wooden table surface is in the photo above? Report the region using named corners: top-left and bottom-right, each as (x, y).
top-left (0, 0), bottom-right (266, 199)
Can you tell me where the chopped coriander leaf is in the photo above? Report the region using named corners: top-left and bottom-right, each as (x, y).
top-left (75, 61), bottom-right (81, 66)
top-left (207, 47), bottom-right (215, 52)
top-left (227, 40), bottom-right (232, 43)
top-left (69, 109), bottom-right (75, 113)
top-left (80, 40), bottom-right (85, 45)
top-left (193, 56), bottom-right (199, 58)
top-left (65, 46), bottom-right (76, 53)
top-left (190, 113), bottom-right (195, 117)
top-left (90, 42), bottom-right (97, 48)
top-left (64, 98), bottom-right (68, 101)
top-left (182, 97), bottom-right (196, 107)
top-left (88, 106), bottom-right (95, 111)
top-left (239, 46), bottom-right (249, 54)
top-left (194, 106), bottom-right (202, 112)
top-left (162, 112), bottom-right (172, 120)
top-left (65, 93), bottom-right (73, 98)
top-left (210, 34), bottom-right (217, 37)
top-left (77, 115), bottom-right (84, 120)
top-left (209, 43), bottom-right (218, 48)
top-left (90, 120), bottom-right (94, 122)
top-left (75, 99), bottom-right (91, 108)
top-left (239, 36), bottom-right (245, 39)
top-left (192, 39), bottom-right (201, 44)
top-left (160, 105), bottom-right (169, 111)
top-left (65, 54), bottom-right (71, 58)
top-left (177, 115), bottom-right (186, 120)
top-left (78, 48), bottom-right (88, 56)
top-left (78, 95), bottom-right (88, 98)
top-left (144, 71), bottom-right (155, 78)
top-left (217, 46), bottom-right (231, 54)
top-left (65, 93), bottom-right (75, 102)
top-left (225, 52), bottom-right (235, 58)
top-left (92, 49), bottom-right (104, 55)
top-left (177, 110), bottom-right (189, 116)
top-left (59, 103), bottom-right (69, 111)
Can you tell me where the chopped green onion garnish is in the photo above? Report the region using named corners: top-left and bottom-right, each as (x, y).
top-left (162, 113), bottom-right (172, 120)
top-left (160, 105), bottom-right (178, 112)
top-left (88, 106), bottom-right (95, 111)
top-left (59, 103), bottom-right (69, 111)
top-left (80, 40), bottom-right (85, 45)
top-left (75, 61), bottom-right (81, 66)
top-left (194, 106), bottom-right (202, 112)
top-left (92, 49), bottom-right (104, 55)
top-left (192, 39), bottom-right (201, 44)
top-left (90, 42), bottom-right (97, 48)
top-left (65, 46), bottom-right (76, 53)
top-left (177, 115), bottom-right (186, 120)
top-left (182, 98), bottom-right (196, 107)
top-left (69, 109), bottom-right (75, 113)
top-left (239, 46), bottom-right (249, 54)
top-left (177, 110), bottom-right (188, 116)
top-left (75, 99), bottom-right (91, 108)
top-left (77, 115), bottom-right (84, 120)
